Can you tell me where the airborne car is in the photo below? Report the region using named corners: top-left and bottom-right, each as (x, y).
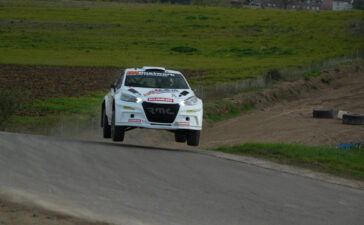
top-left (101, 67), bottom-right (203, 146)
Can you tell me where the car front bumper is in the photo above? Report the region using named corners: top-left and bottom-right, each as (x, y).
top-left (114, 101), bottom-right (203, 130)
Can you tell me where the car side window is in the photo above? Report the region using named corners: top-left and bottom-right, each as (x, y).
top-left (115, 72), bottom-right (124, 89)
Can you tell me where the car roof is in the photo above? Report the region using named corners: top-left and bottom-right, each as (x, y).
top-left (124, 67), bottom-right (182, 75)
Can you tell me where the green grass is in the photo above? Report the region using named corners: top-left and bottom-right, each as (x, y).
top-left (0, 0), bottom-right (363, 85)
top-left (212, 143), bottom-right (364, 180)
top-left (5, 91), bottom-right (104, 130)
top-left (31, 92), bottom-right (104, 115)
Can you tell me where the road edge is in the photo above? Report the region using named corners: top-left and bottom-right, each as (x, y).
top-left (194, 149), bottom-right (364, 190)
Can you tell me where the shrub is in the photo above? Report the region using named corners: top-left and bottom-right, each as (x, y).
top-left (265, 69), bottom-right (282, 82)
top-left (171, 46), bottom-right (198, 53)
top-left (0, 89), bottom-right (26, 126)
top-left (230, 48), bottom-right (257, 57)
top-left (321, 78), bottom-right (332, 84)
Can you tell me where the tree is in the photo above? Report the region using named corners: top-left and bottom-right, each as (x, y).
top-left (280, 0), bottom-right (289, 9)
top-left (353, 0), bottom-right (364, 9)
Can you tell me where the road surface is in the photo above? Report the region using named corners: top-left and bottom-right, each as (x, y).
top-left (0, 132), bottom-right (363, 225)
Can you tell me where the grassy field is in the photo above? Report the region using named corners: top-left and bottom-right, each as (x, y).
top-left (212, 143), bottom-right (364, 180)
top-left (0, 0), bottom-right (363, 85)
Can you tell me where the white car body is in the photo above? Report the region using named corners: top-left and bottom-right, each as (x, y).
top-left (102, 67), bottom-right (203, 145)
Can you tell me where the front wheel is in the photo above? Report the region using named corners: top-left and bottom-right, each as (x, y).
top-left (111, 111), bottom-right (125, 142)
top-left (187, 130), bottom-right (200, 146)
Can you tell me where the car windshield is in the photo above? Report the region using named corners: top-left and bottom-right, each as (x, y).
top-left (124, 73), bottom-right (189, 89)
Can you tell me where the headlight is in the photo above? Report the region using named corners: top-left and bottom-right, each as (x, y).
top-left (120, 93), bottom-right (142, 103)
top-left (181, 96), bottom-right (198, 106)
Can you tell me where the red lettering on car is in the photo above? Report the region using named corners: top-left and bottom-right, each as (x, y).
top-left (177, 122), bottom-right (189, 126)
top-left (128, 119), bottom-right (142, 123)
top-left (147, 97), bottom-right (174, 103)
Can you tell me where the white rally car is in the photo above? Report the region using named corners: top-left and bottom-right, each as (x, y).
top-left (101, 66), bottom-right (203, 146)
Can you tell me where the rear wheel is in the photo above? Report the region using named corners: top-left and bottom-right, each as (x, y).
top-left (187, 130), bottom-right (200, 146)
top-left (102, 108), bottom-right (111, 138)
top-left (111, 110), bottom-right (125, 142)
top-left (175, 130), bottom-right (187, 143)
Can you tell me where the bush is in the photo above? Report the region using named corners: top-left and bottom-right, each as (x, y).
top-left (230, 47), bottom-right (257, 57)
top-left (353, 0), bottom-right (364, 10)
top-left (0, 89), bottom-right (25, 126)
top-left (171, 46), bottom-right (198, 53)
top-left (265, 69), bottom-right (282, 82)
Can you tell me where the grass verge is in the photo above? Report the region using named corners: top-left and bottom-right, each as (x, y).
top-left (4, 92), bottom-right (104, 133)
top-left (212, 143), bottom-right (364, 181)
top-left (30, 92), bottom-right (104, 115)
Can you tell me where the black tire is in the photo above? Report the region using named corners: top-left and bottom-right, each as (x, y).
top-left (342, 114), bottom-right (364, 125)
top-left (175, 130), bottom-right (187, 143)
top-left (111, 111), bottom-right (125, 142)
top-left (313, 109), bottom-right (334, 118)
top-left (187, 130), bottom-right (200, 146)
top-left (102, 108), bottom-right (111, 138)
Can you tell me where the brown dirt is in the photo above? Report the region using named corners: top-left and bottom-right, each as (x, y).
top-left (0, 197), bottom-right (109, 225)
top-left (200, 61), bottom-right (364, 148)
top-left (0, 64), bottom-right (204, 100)
top-left (0, 64), bottom-right (121, 99)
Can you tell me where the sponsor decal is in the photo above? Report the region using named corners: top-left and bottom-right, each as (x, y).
top-left (139, 72), bottom-right (176, 77)
top-left (148, 97), bottom-right (174, 103)
top-left (127, 71), bottom-right (139, 75)
top-left (176, 122), bottom-right (190, 126)
top-left (144, 89), bottom-right (179, 96)
top-left (127, 71), bottom-right (176, 77)
top-left (128, 119), bottom-right (142, 123)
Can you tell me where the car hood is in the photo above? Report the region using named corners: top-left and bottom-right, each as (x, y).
top-left (122, 87), bottom-right (194, 103)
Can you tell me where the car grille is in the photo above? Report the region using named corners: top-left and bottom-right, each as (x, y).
top-left (142, 102), bottom-right (179, 123)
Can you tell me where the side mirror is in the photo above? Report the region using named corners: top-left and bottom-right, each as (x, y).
top-left (110, 84), bottom-right (116, 90)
